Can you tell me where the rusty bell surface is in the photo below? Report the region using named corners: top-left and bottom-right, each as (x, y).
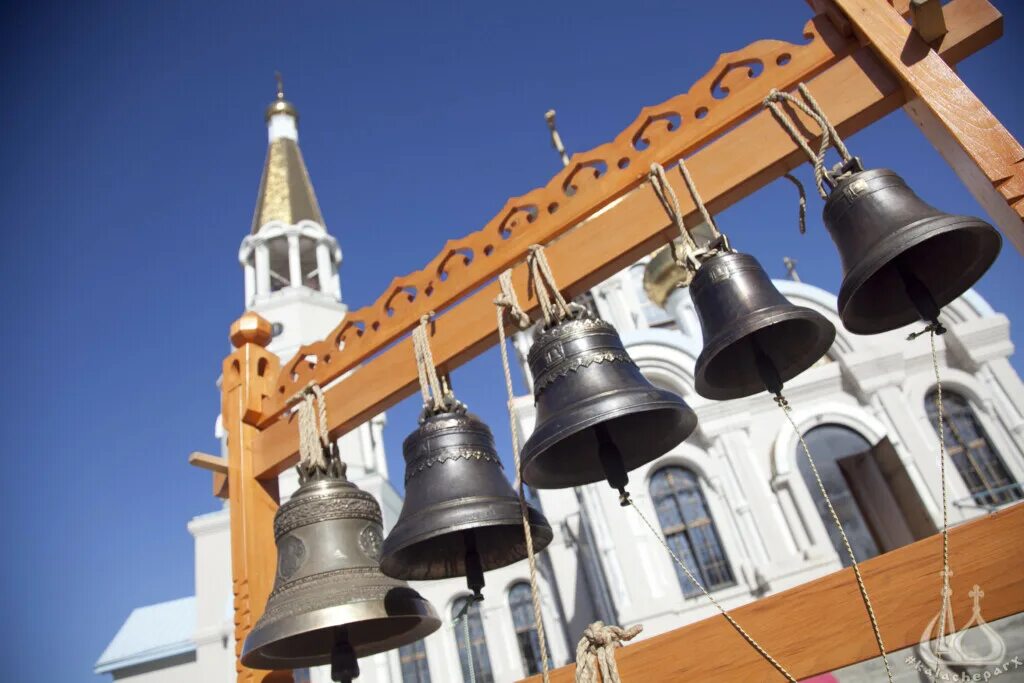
top-left (520, 311), bottom-right (697, 492)
top-left (823, 167), bottom-right (1001, 334)
top-left (690, 251), bottom-right (835, 400)
top-left (380, 407), bottom-right (552, 596)
top-left (241, 461), bottom-right (440, 673)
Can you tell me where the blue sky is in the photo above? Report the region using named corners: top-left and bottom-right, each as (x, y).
top-left (1, 2), bottom-right (1020, 681)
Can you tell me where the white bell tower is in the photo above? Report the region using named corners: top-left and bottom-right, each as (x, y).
top-left (233, 78), bottom-right (399, 519)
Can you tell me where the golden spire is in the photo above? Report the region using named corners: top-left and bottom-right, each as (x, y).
top-left (251, 73), bottom-right (324, 234)
top-left (264, 70), bottom-right (299, 122)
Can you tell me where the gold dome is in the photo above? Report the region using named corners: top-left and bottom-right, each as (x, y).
top-left (265, 72), bottom-right (299, 122)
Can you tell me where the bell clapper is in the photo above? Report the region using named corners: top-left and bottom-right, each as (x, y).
top-left (898, 263), bottom-right (947, 336)
top-left (464, 532), bottom-right (486, 601)
top-left (330, 628), bottom-right (360, 683)
top-left (752, 337), bottom-right (784, 397)
top-left (595, 424), bottom-right (631, 506)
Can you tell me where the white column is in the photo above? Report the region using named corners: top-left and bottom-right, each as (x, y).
top-left (288, 234), bottom-right (302, 288)
top-left (315, 241), bottom-right (333, 294)
top-left (243, 260), bottom-right (256, 307)
top-left (254, 242), bottom-right (270, 297)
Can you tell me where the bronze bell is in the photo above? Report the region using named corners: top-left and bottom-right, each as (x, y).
top-left (823, 165), bottom-right (1001, 334)
top-left (691, 250), bottom-right (835, 400)
top-left (242, 455), bottom-right (440, 681)
top-left (380, 407), bottom-right (553, 599)
top-left (520, 310), bottom-right (697, 498)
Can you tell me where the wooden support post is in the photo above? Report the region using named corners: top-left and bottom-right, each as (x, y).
top-left (833, 0), bottom-right (1024, 254)
top-left (222, 313), bottom-right (292, 683)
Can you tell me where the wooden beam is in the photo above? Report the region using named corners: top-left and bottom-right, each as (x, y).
top-left (253, 13), bottom-right (855, 427)
top-left (519, 502), bottom-right (1024, 682)
top-left (833, 0), bottom-right (1024, 253)
top-left (911, 0), bottom-right (948, 44)
top-left (189, 451), bottom-right (228, 474)
top-left (252, 0), bottom-right (1002, 480)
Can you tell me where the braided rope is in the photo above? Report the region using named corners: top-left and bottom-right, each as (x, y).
top-left (928, 329), bottom-right (954, 655)
top-left (775, 393), bottom-right (894, 682)
top-left (628, 499), bottom-right (796, 682)
top-left (574, 622), bottom-right (642, 683)
top-left (495, 269), bottom-right (551, 682)
top-left (763, 83), bottom-right (853, 198)
top-left (286, 383), bottom-right (331, 477)
top-left (411, 313), bottom-right (455, 415)
top-left (648, 163), bottom-right (701, 256)
top-left (527, 245), bottom-right (574, 326)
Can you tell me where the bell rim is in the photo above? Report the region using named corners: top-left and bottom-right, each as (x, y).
top-left (380, 496), bottom-right (553, 579)
top-left (693, 305), bottom-right (836, 401)
top-left (241, 591), bottom-right (441, 669)
top-left (521, 388), bottom-right (697, 489)
top-left (836, 214), bottom-right (1001, 334)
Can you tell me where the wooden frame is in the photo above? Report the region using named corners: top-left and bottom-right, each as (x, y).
top-left (205, 1), bottom-right (1024, 681)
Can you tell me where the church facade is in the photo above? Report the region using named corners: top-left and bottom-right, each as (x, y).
top-left (96, 92), bottom-right (1024, 683)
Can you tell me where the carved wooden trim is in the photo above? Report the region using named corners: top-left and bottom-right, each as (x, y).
top-left (251, 0), bottom-right (1002, 480)
top-left (259, 15), bottom-right (854, 423)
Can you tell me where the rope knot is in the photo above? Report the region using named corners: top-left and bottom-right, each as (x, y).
top-left (575, 622), bottom-right (642, 683)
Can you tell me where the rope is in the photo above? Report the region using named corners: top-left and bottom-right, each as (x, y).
top-left (495, 268), bottom-right (551, 682)
top-left (527, 245), bottom-right (575, 326)
top-left (924, 328), bottom-right (954, 659)
top-left (455, 597), bottom-right (480, 683)
top-left (781, 173), bottom-right (808, 235)
top-left (774, 392), bottom-right (894, 682)
top-left (648, 163), bottom-right (701, 261)
top-left (411, 313), bottom-right (456, 415)
top-left (574, 621), bottom-right (642, 683)
top-left (763, 83), bottom-right (853, 198)
top-left (628, 500), bottom-right (796, 682)
top-left (286, 383), bottom-right (331, 478)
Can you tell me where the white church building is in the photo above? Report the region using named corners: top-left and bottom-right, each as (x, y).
top-left (95, 90), bottom-right (1024, 683)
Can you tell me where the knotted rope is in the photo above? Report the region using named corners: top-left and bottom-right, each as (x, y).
top-left (628, 498), bottom-right (797, 682)
top-left (411, 313), bottom-right (458, 416)
top-left (774, 393), bottom-right (894, 682)
top-left (495, 266), bottom-right (552, 682)
top-left (286, 382), bottom-right (337, 480)
top-left (527, 244), bottom-right (576, 326)
top-left (763, 83), bottom-right (854, 199)
top-left (574, 621), bottom-right (642, 683)
top-left (648, 161), bottom-right (729, 270)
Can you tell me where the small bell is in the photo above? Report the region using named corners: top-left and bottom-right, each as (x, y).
top-left (520, 310), bottom-right (697, 498)
top-left (380, 407), bottom-right (553, 599)
top-left (691, 250), bottom-right (835, 400)
top-left (242, 452), bottom-right (440, 679)
top-left (823, 165), bottom-right (1001, 334)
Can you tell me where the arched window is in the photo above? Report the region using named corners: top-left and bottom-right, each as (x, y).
top-left (926, 390), bottom-right (1021, 506)
top-left (799, 425), bottom-right (881, 564)
top-left (509, 582), bottom-right (545, 675)
top-left (398, 639), bottom-right (430, 683)
top-left (649, 466), bottom-right (734, 596)
top-left (452, 597), bottom-right (493, 683)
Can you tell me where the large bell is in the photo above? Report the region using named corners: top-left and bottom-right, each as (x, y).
top-left (520, 311), bottom-right (697, 496)
top-left (824, 167), bottom-right (1001, 334)
top-left (380, 407), bottom-right (553, 598)
top-left (242, 459), bottom-right (440, 680)
top-left (692, 251), bottom-right (836, 400)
